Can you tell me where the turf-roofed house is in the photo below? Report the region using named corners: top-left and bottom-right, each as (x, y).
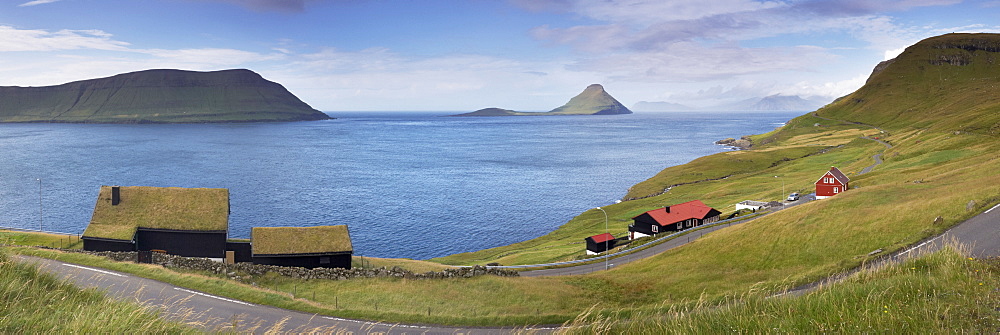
top-left (82, 185), bottom-right (230, 258)
top-left (251, 225), bottom-right (353, 269)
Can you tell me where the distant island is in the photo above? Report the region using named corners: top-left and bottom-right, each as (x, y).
top-left (452, 84), bottom-right (632, 116)
top-left (0, 69), bottom-right (331, 123)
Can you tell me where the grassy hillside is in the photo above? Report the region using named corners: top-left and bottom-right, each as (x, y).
top-left (0, 69), bottom-right (331, 123)
top-left (560, 248), bottom-right (998, 333)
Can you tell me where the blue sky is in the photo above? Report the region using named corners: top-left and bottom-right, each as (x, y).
top-left (0, 0), bottom-right (997, 111)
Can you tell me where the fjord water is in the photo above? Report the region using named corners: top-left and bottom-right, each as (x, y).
top-left (0, 111), bottom-right (798, 259)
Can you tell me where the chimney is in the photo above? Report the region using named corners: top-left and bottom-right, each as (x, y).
top-left (830, 166), bottom-right (836, 171)
top-left (111, 186), bottom-right (120, 206)
top-left (663, 206), bottom-right (670, 213)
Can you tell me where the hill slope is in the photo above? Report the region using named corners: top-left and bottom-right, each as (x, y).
top-left (0, 69), bottom-right (330, 123)
top-left (452, 84), bottom-right (632, 116)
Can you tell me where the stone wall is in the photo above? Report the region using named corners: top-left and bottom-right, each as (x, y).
top-left (69, 250), bottom-right (519, 281)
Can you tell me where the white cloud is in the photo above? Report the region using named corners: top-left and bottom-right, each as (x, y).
top-left (18, 0), bottom-right (61, 7)
top-left (0, 26), bottom-right (130, 52)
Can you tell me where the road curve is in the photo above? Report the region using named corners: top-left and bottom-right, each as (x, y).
top-left (14, 254), bottom-right (557, 334)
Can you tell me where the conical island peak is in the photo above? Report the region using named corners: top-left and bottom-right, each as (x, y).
top-left (452, 84), bottom-right (632, 116)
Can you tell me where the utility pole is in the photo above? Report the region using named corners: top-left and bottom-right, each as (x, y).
top-left (37, 178), bottom-right (43, 231)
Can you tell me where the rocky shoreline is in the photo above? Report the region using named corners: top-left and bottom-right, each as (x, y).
top-left (715, 135), bottom-right (753, 150)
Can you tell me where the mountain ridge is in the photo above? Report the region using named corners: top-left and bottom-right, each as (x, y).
top-left (0, 69), bottom-right (330, 123)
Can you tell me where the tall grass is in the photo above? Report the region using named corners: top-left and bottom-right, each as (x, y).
top-left (555, 247), bottom-right (999, 333)
top-left (0, 249), bottom-right (191, 333)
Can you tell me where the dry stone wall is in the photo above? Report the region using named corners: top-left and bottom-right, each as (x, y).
top-left (70, 250), bottom-right (519, 281)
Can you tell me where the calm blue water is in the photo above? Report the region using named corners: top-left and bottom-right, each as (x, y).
top-left (0, 111), bottom-right (798, 259)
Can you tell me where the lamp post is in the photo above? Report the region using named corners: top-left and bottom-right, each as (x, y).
top-left (774, 175), bottom-right (784, 204)
top-left (596, 207), bottom-right (609, 271)
top-left (37, 178), bottom-right (43, 231)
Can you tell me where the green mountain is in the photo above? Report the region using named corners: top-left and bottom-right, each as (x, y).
top-left (451, 84), bottom-right (632, 116)
top-left (818, 33), bottom-right (1000, 133)
top-left (0, 69), bottom-right (330, 123)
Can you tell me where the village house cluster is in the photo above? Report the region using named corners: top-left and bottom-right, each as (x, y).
top-left (584, 167), bottom-right (850, 255)
top-left (81, 185), bottom-right (353, 269)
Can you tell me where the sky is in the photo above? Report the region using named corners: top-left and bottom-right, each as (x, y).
top-left (0, 0), bottom-right (998, 111)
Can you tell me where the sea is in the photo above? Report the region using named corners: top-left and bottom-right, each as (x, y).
top-left (0, 111), bottom-right (800, 259)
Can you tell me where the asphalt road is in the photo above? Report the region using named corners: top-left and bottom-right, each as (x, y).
top-left (14, 255), bottom-right (558, 334)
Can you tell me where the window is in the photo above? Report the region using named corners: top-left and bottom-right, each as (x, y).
top-left (652, 225), bottom-right (659, 233)
top-left (833, 187), bottom-right (839, 193)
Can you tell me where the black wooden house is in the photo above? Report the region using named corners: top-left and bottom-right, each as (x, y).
top-left (629, 200), bottom-right (722, 240)
top-left (82, 185), bottom-right (230, 258)
top-left (251, 225), bottom-right (353, 269)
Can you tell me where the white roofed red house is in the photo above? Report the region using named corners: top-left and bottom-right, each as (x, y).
top-left (628, 200), bottom-right (722, 240)
top-left (584, 233), bottom-right (616, 255)
top-left (815, 166), bottom-right (850, 199)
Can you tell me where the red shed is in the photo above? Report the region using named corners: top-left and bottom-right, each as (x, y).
top-left (815, 166), bottom-right (849, 199)
top-left (585, 233), bottom-right (616, 255)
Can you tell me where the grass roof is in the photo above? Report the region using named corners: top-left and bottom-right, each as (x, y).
top-left (252, 225), bottom-right (352, 255)
top-left (83, 186), bottom-right (229, 240)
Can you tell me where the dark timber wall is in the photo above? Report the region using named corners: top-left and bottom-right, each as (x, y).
top-left (225, 241), bottom-right (253, 263)
top-left (135, 229), bottom-right (226, 258)
top-left (253, 253), bottom-right (352, 269)
top-left (83, 237), bottom-right (135, 252)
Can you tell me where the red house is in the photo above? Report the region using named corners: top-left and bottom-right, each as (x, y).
top-left (628, 200), bottom-right (722, 240)
top-left (585, 233), bottom-right (616, 255)
top-left (815, 166), bottom-right (850, 199)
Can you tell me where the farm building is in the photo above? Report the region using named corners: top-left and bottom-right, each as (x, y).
top-left (629, 200), bottom-right (722, 240)
top-left (815, 166), bottom-right (850, 199)
top-left (736, 200), bottom-right (769, 212)
top-left (251, 225), bottom-right (353, 269)
top-left (584, 233), bottom-right (616, 255)
top-left (82, 185), bottom-right (230, 258)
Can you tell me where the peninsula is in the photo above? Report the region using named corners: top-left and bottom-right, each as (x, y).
top-left (452, 84), bottom-right (632, 116)
top-left (0, 69), bottom-right (330, 123)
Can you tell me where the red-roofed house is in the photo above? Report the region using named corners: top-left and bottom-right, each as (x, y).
top-left (628, 200), bottom-right (722, 240)
top-left (815, 166), bottom-right (850, 199)
top-left (585, 233), bottom-right (616, 255)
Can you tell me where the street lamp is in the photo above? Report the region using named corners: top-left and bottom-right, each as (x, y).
top-left (37, 178), bottom-right (43, 231)
top-left (774, 175), bottom-right (785, 204)
top-left (595, 207), bottom-right (609, 270)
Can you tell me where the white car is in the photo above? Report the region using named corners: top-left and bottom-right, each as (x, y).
top-left (786, 193), bottom-right (800, 201)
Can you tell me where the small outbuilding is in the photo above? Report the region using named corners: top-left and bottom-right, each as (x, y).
top-left (82, 185), bottom-right (230, 258)
top-left (251, 225), bottom-right (353, 269)
top-left (815, 166), bottom-right (850, 199)
top-left (629, 200), bottom-right (722, 240)
top-left (735, 200), bottom-right (769, 212)
top-left (584, 233), bottom-right (616, 255)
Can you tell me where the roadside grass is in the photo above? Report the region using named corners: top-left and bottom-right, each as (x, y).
top-left (8, 246), bottom-right (598, 326)
top-left (0, 248), bottom-right (193, 333)
top-left (556, 248), bottom-right (999, 333)
top-left (0, 230), bottom-right (83, 249)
